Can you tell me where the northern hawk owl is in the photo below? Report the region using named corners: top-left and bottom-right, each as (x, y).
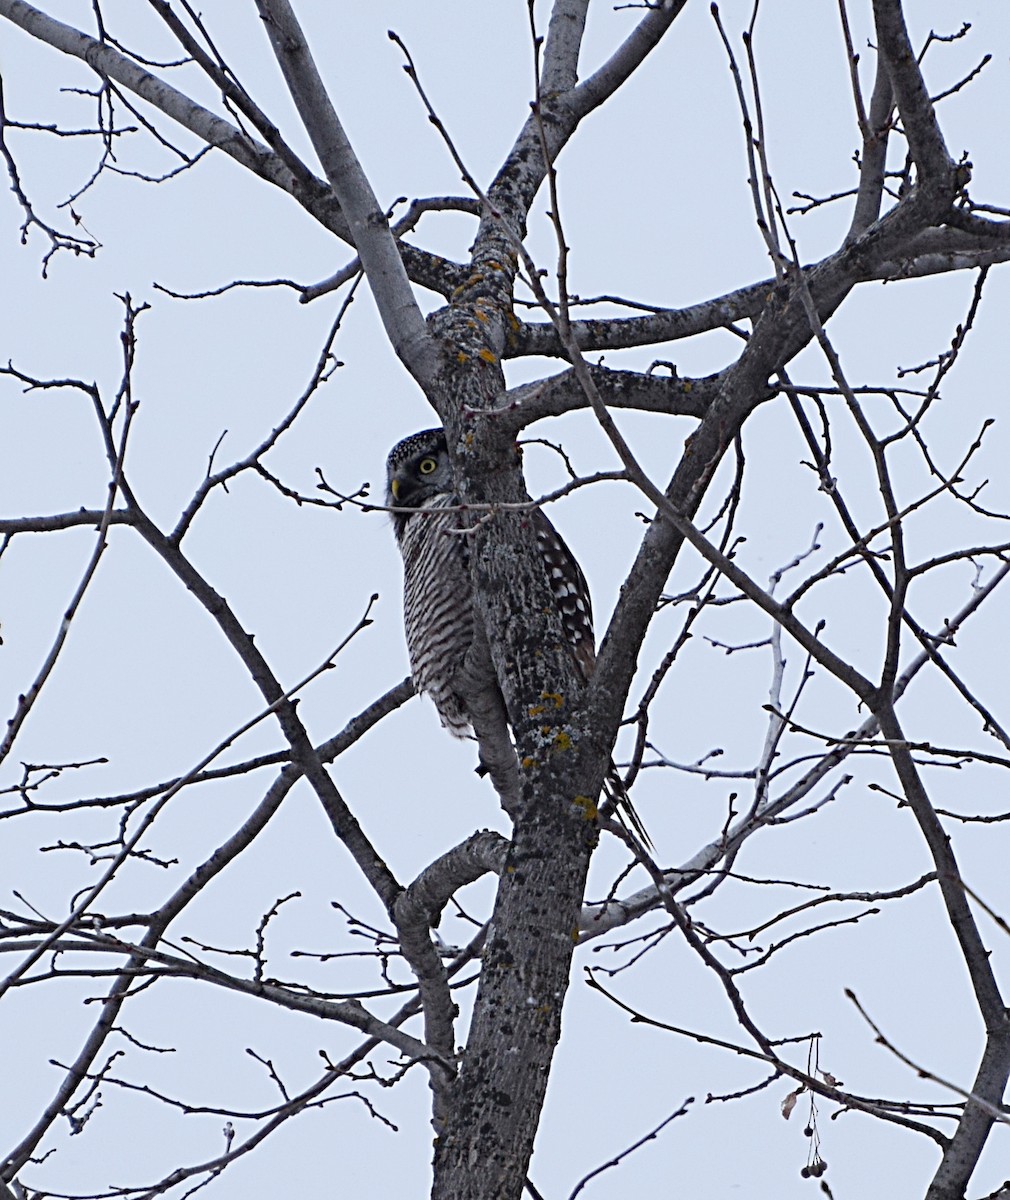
top-left (386, 428), bottom-right (650, 847)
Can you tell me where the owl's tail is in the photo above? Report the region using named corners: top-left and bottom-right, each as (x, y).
top-left (604, 762), bottom-right (654, 854)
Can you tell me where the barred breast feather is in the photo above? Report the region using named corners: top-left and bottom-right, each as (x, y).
top-left (396, 493), bottom-right (474, 737)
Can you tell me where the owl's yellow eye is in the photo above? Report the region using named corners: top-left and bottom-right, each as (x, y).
top-left (418, 457), bottom-right (438, 475)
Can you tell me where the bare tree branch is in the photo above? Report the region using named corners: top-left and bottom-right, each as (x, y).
top-left (255, 0), bottom-right (437, 386)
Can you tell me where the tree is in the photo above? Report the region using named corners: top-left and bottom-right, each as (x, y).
top-left (2, 3), bottom-right (1009, 1198)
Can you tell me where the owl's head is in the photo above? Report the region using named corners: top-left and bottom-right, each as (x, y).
top-left (386, 428), bottom-right (453, 535)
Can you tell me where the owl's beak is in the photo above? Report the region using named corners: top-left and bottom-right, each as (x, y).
top-left (390, 478), bottom-right (401, 501)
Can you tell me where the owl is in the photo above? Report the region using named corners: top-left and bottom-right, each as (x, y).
top-left (386, 428), bottom-right (650, 848)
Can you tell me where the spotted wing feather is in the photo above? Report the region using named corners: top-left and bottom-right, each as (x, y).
top-left (532, 511), bottom-right (596, 681)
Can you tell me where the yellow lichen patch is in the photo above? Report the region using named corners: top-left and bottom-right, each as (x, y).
top-left (478, 347), bottom-right (498, 365)
top-left (456, 351), bottom-right (469, 364)
top-left (552, 731), bottom-right (573, 753)
top-left (527, 703), bottom-right (547, 718)
top-left (486, 260), bottom-right (503, 272)
top-left (521, 756), bottom-right (538, 770)
top-left (572, 794), bottom-right (598, 821)
top-left (540, 691), bottom-right (564, 709)
top-left (683, 380), bottom-right (693, 391)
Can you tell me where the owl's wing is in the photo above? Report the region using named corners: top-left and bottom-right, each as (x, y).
top-left (531, 509), bottom-right (596, 680)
